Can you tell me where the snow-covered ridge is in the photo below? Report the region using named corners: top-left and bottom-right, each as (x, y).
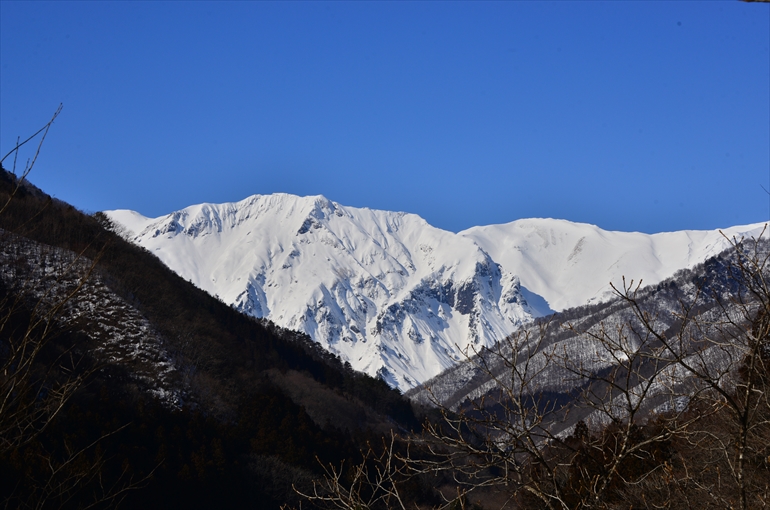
top-left (105, 194), bottom-right (766, 391)
top-left (461, 218), bottom-right (767, 311)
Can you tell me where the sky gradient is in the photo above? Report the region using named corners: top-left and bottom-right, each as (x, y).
top-left (1, 1), bottom-right (768, 234)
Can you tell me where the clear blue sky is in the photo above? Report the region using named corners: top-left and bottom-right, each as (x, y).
top-left (1, 1), bottom-right (768, 233)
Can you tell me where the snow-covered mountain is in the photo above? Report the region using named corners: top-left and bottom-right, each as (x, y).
top-left (106, 194), bottom-right (534, 390)
top-left (105, 194), bottom-right (765, 391)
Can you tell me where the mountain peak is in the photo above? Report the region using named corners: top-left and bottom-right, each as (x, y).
top-left (105, 193), bottom-right (767, 390)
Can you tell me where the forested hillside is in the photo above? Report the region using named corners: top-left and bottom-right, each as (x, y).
top-left (0, 166), bottom-right (420, 509)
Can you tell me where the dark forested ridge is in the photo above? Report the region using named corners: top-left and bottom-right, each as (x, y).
top-left (0, 167), bottom-right (419, 509)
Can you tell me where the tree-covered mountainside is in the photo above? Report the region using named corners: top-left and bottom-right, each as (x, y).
top-left (0, 166), bottom-right (420, 509)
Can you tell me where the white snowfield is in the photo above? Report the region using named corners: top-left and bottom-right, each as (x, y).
top-left (461, 219), bottom-right (767, 312)
top-left (106, 194), bottom-right (766, 391)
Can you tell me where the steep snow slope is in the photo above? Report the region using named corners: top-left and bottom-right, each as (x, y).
top-left (106, 194), bottom-right (534, 390)
top-left (461, 219), bottom-right (766, 312)
top-left (107, 195), bottom-right (766, 391)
